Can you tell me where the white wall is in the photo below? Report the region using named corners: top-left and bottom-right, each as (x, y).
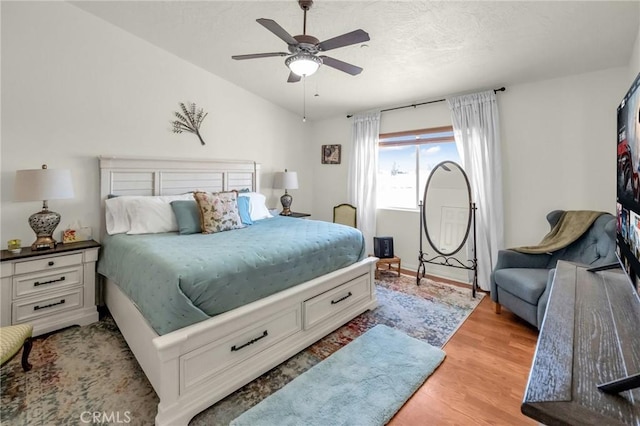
top-left (1, 2), bottom-right (312, 245)
top-left (500, 67), bottom-right (629, 247)
top-left (630, 23), bottom-right (640, 82)
top-left (309, 116), bottom-right (351, 222)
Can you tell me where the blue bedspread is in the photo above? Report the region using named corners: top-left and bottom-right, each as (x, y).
top-left (98, 217), bottom-right (365, 335)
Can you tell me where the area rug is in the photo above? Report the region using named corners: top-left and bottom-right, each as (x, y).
top-left (230, 324), bottom-right (446, 426)
top-left (0, 273), bottom-right (482, 426)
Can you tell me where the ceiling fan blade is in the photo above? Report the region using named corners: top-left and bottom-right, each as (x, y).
top-left (317, 29), bottom-right (370, 52)
top-left (287, 72), bottom-right (302, 83)
top-left (257, 18), bottom-right (298, 46)
top-left (232, 52), bottom-right (289, 60)
top-left (319, 56), bottom-right (363, 76)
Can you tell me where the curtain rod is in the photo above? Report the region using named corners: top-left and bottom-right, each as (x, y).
top-left (346, 87), bottom-right (506, 118)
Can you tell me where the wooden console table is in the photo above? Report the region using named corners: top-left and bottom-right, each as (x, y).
top-left (522, 261), bottom-right (640, 425)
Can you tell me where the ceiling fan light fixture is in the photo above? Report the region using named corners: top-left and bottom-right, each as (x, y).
top-left (286, 53), bottom-right (322, 77)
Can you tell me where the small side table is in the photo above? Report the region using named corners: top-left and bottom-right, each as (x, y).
top-left (370, 255), bottom-right (401, 279)
top-left (1, 240), bottom-right (100, 336)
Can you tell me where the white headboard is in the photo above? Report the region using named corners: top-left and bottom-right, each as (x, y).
top-left (99, 156), bottom-right (260, 199)
top-left (98, 156), bottom-right (260, 240)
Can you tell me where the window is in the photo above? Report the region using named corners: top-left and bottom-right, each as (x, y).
top-left (377, 126), bottom-right (460, 209)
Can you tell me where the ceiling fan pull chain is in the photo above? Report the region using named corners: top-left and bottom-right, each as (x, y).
top-left (303, 76), bottom-right (307, 122)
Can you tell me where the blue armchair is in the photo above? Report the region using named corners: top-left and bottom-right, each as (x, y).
top-left (490, 210), bottom-right (617, 328)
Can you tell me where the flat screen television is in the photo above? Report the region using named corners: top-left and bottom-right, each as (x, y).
top-left (598, 72), bottom-right (640, 395)
top-left (616, 72), bottom-right (640, 292)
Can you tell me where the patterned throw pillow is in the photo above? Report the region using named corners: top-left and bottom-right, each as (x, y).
top-left (193, 191), bottom-right (245, 233)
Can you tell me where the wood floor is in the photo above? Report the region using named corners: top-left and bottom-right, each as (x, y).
top-left (389, 288), bottom-right (539, 426)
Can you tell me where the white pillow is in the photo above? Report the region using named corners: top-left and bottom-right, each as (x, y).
top-left (126, 198), bottom-right (176, 235)
top-left (105, 194), bottom-right (193, 235)
top-left (105, 196), bottom-right (137, 235)
top-left (238, 192), bottom-right (273, 221)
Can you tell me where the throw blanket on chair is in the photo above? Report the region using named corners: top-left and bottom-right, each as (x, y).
top-left (513, 210), bottom-right (606, 254)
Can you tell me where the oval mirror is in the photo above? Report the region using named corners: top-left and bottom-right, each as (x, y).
top-left (422, 161), bottom-right (472, 256)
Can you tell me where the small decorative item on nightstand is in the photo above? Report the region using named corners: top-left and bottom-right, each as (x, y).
top-left (62, 223), bottom-right (92, 243)
top-left (273, 169), bottom-right (299, 216)
top-left (14, 165), bottom-right (75, 250)
top-left (7, 239), bottom-right (21, 254)
top-left (62, 229), bottom-right (77, 243)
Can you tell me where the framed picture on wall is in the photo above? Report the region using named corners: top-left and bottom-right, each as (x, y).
top-left (322, 144), bottom-right (341, 164)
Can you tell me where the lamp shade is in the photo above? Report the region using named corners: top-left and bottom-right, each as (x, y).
top-left (273, 171), bottom-right (299, 190)
top-left (14, 166), bottom-right (75, 202)
top-left (285, 53), bottom-right (322, 77)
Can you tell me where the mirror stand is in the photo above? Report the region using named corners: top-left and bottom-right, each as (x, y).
top-left (417, 201), bottom-right (479, 298)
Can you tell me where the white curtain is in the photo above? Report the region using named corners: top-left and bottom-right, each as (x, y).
top-left (348, 112), bottom-right (381, 255)
top-left (447, 91), bottom-right (504, 291)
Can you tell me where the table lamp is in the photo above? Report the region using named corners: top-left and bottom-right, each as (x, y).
top-left (273, 169), bottom-right (299, 216)
top-left (14, 164), bottom-right (75, 250)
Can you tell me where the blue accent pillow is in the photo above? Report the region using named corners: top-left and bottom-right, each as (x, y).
top-left (237, 196), bottom-right (253, 225)
top-left (170, 200), bottom-right (201, 234)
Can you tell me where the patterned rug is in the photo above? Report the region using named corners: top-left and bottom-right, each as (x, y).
top-left (0, 273), bottom-right (483, 426)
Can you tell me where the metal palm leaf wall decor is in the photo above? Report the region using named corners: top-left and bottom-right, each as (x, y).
top-left (172, 102), bottom-right (208, 145)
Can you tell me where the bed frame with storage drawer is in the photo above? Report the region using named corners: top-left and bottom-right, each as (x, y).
top-left (99, 156), bottom-right (378, 426)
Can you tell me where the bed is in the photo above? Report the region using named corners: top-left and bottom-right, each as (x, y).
top-left (98, 156), bottom-right (378, 425)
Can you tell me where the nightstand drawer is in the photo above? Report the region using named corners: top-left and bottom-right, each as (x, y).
top-left (13, 288), bottom-right (83, 323)
top-left (13, 266), bottom-right (83, 298)
top-left (14, 253), bottom-right (83, 275)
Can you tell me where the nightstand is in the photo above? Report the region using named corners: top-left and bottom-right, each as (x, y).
top-left (1, 240), bottom-right (100, 336)
top-left (282, 212), bottom-right (311, 218)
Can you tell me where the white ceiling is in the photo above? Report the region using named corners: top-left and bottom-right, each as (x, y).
top-left (71, 1), bottom-right (639, 121)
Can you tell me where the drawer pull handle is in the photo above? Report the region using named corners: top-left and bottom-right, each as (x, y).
top-left (34, 276), bottom-right (66, 287)
top-left (33, 299), bottom-right (65, 311)
top-left (231, 330), bottom-right (268, 352)
top-left (47, 261), bottom-right (55, 266)
top-left (331, 292), bottom-right (353, 305)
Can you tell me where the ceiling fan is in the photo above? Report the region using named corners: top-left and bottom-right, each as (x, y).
top-left (232, 0), bottom-right (370, 83)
